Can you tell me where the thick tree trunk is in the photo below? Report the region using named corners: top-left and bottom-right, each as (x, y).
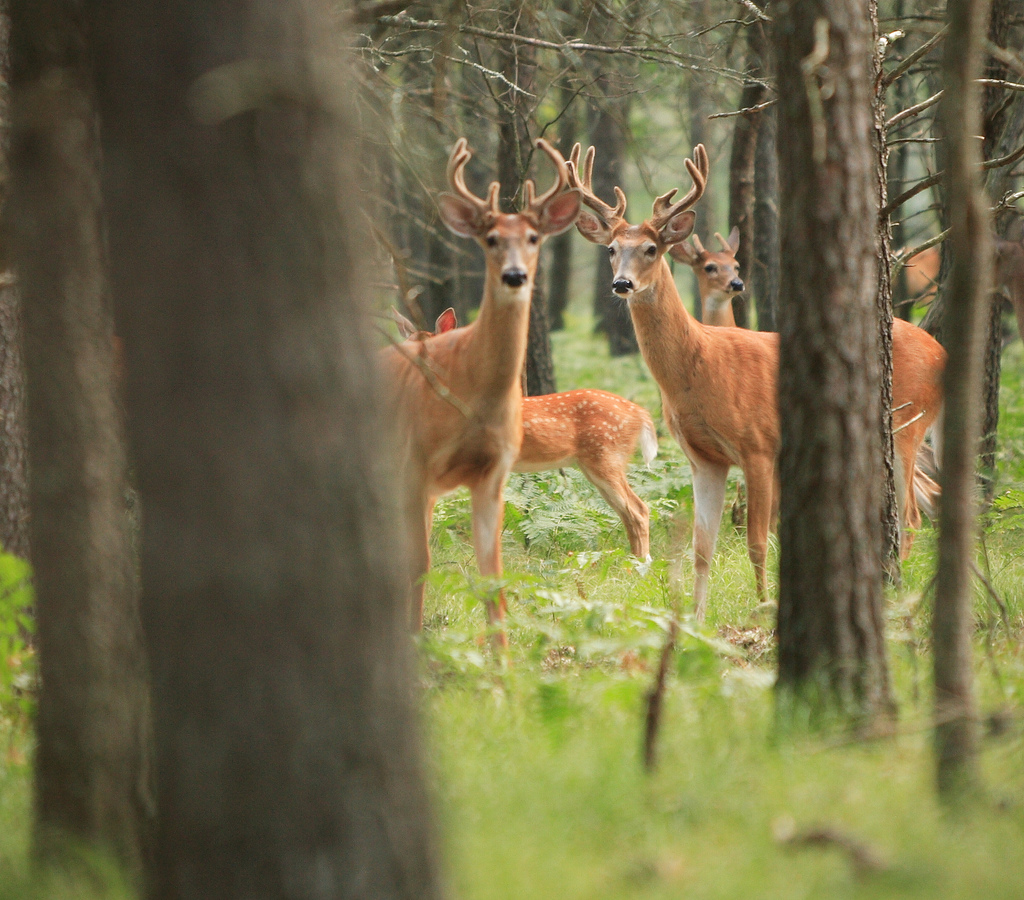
top-left (589, 88), bottom-right (638, 355)
top-left (774, 0), bottom-right (894, 722)
top-left (933, 0), bottom-right (993, 800)
top-left (727, 20), bottom-right (768, 330)
top-left (0, 3), bottom-right (29, 560)
top-left (9, 0), bottom-right (151, 872)
top-left (90, 2), bottom-right (441, 896)
top-left (871, 0), bottom-right (901, 580)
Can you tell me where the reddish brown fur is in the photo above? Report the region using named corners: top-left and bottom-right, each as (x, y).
top-left (903, 245), bottom-right (940, 301)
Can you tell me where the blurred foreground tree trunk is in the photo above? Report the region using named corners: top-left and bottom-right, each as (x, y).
top-left (91, 1), bottom-right (442, 896)
top-left (0, 2), bottom-right (29, 560)
top-left (933, 0), bottom-right (993, 801)
top-left (774, 0), bottom-right (894, 724)
top-left (9, 0), bottom-right (151, 873)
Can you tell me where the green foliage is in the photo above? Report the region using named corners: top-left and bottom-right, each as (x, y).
top-left (0, 552), bottom-right (34, 726)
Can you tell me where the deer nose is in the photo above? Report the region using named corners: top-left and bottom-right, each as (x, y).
top-left (502, 269), bottom-right (528, 287)
top-left (730, 279), bottom-right (744, 292)
top-left (613, 278), bottom-right (633, 295)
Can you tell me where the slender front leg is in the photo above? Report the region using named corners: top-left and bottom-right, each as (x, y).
top-left (470, 473), bottom-right (510, 651)
top-left (691, 460), bottom-right (729, 622)
top-left (743, 457), bottom-right (774, 606)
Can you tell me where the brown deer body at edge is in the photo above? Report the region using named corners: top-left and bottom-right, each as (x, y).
top-left (380, 139), bottom-right (581, 648)
top-left (391, 307), bottom-right (658, 559)
top-left (567, 143), bottom-right (946, 621)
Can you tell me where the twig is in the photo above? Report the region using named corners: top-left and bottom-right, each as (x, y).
top-left (885, 90), bottom-right (942, 130)
top-left (735, 0), bottom-right (771, 23)
top-left (892, 410), bottom-right (924, 435)
top-left (643, 613), bottom-right (679, 772)
top-left (881, 25), bottom-right (947, 88)
top-left (377, 326), bottom-right (477, 421)
top-left (777, 823), bottom-right (889, 877)
top-left (708, 97), bottom-right (777, 120)
top-left (970, 560), bottom-right (1010, 634)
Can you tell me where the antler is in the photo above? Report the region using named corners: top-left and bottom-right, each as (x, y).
top-left (650, 144), bottom-right (709, 231)
top-left (565, 143), bottom-right (627, 227)
top-left (445, 137), bottom-right (500, 217)
top-left (691, 233), bottom-right (707, 256)
top-left (523, 139), bottom-right (572, 213)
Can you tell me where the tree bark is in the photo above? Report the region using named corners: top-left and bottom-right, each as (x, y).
top-left (496, 2), bottom-right (556, 393)
top-left (933, 0), bottom-right (993, 801)
top-left (752, 103), bottom-right (779, 332)
top-left (90, 1), bottom-right (442, 896)
top-left (547, 84), bottom-right (578, 332)
top-left (871, 0), bottom-right (901, 580)
top-left (0, 2), bottom-right (29, 560)
top-left (727, 20), bottom-right (768, 330)
top-left (9, 0), bottom-right (151, 872)
top-left (774, 0), bottom-right (894, 723)
top-left (688, 44), bottom-right (716, 322)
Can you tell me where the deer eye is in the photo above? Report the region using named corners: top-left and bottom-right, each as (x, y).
top-left (704, 263), bottom-right (717, 273)
top-left (486, 234), bottom-right (498, 248)
top-left (527, 232), bottom-right (539, 245)
top-left (608, 246), bottom-right (616, 257)
top-left (645, 245), bottom-right (657, 257)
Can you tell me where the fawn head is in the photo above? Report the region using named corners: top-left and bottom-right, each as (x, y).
top-left (437, 138), bottom-right (580, 300)
top-left (566, 144), bottom-right (708, 301)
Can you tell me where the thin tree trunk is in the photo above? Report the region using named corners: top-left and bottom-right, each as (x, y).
top-left (933, 0), bottom-right (993, 800)
top-left (688, 48), bottom-right (716, 322)
top-left (753, 104), bottom-right (778, 332)
top-left (9, 0), bottom-right (150, 872)
top-left (774, 0), bottom-right (894, 723)
top-left (547, 85), bottom-right (577, 331)
top-left (727, 20), bottom-right (768, 330)
top-left (0, 2), bottom-right (29, 561)
top-left (871, 0), bottom-right (901, 580)
top-left (91, 2), bottom-right (442, 895)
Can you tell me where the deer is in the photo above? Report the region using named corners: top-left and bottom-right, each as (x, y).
top-left (565, 142), bottom-right (947, 621)
top-left (379, 137), bottom-right (581, 649)
top-left (391, 306), bottom-right (658, 559)
top-left (902, 244), bottom-right (941, 303)
top-left (672, 227), bottom-right (744, 328)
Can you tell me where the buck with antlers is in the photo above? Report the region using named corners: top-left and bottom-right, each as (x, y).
top-left (672, 227), bottom-right (744, 328)
top-left (380, 138), bottom-right (581, 648)
top-left (392, 306), bottom-right (658, 559)
top-left (566, 143), bottom-right (946, 620)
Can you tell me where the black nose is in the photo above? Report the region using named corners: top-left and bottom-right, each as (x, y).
top-left (502, 269), bottom-right (527, 287)
top-left (612, 278), bottom-right (634, 295)
top-left (730, 279), bottom-right (744, 292)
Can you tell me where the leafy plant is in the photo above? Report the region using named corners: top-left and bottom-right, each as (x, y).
top-left (0, 552), bottom-right (35, 724)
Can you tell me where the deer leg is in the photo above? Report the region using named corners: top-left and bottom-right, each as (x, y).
top-left (691, 461), bottom-right (729, 622)
top-left (470, 473), bottom-right (510, 651)
top-left (583, 463), bottom-right (651, 560)
top-left (743, 459), bottom-right (774, 606)
top-left (894, 428), bottom-right (922, 559)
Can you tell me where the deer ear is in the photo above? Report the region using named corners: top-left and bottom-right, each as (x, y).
top-left (539, 189), bottom-right (582, 236)
top-left (661, 210), bottom-right (696, 246)
top-left (437, 192), bottom-right (485, 238)
top-left (668, 238), bottom-right (700, 266)
top-left (720, 226), bottom-right (740, 254)
top-left (575, 210), bottom-right (614, 245)
top-left (435, 308), bottom-right (458, 333)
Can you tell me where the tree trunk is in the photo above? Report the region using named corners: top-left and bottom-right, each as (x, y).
top-left (90, 2), bottom-right (442, 896)
top-left (887, 0), bottom-right (913, 322)
top-left (496, 3), bottom-right (556, 394)
top-left (752, 103), bottom-right (779, 332)
top-left (727, 20), bottom-right (768, 330)
top-left (774, 0), bottom-right (894, 723)
top-left (871, 0), bottom-right (901, 580)
top-left (547, 87), bottom-right (578, 331)
top-left (589, 87), bottom-right (638, 356)
top-left (688, 47), bottom-right (716, 322)
top-left (9, 0), bottom-right (151, 872)
top-left (933, 0), bottom-right (993, 801)
top-left (0, 3), bottom-right (29, 561)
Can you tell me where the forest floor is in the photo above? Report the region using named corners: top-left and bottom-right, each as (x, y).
top-left (2, 309), bottom-right (1023, 899)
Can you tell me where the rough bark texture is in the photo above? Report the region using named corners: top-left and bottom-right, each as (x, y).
top-left (90, 2), bottom-right (441, 896)
top-left (589, 87), bottom-right (638, 355)
top-left (871, 0), bottom-right (901, 580)
top-left (752, 102), bottom-right (779, 332)
top-left (688, 52), bottom-right (716, 322)
top-left (774, 0), bottom-right (893, 721)
top-left (547, 87), bottom-right (577, 332)
top-left (933, 0), bottom-right (993, 800)
top-left (9, 0), bottom-right (151, 872)
top-left (0, 3), bottom-right (29, 560)
top-left (727, 19), bottom-right (768, 330)
top-left (496, 4), bottom-right (556, 394)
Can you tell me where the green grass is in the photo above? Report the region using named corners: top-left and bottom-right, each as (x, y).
top-left (2, 311), bottom-right (1023, 898)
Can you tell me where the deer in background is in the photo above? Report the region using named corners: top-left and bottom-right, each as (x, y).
top-left (392, 307), bottom-right (658, 559)
top-left (671, 227), bottom-right (745, 328)
top-left (380, 138), bottom-right (581, 648)
top-left (566, 143), bottom-right (946, 621)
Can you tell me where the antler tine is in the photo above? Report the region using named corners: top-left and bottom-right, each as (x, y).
top-left (650, 145), bottom-right (707, 230)
top-left (445, 137), bottom-right (491, 213)
top-left (691, 233), bottom-right (706, 256)
top-left (524, 138), bottom-right (570, 213)
top-left (714, 232), bottom-right (732, 253)
top-left (565, 143), bottom-right (626, 225)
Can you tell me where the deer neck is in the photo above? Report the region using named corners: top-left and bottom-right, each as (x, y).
top-left (627, 258), bottom-right (703, 394)
top-left (463, 275), bottom-right (532, 405)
